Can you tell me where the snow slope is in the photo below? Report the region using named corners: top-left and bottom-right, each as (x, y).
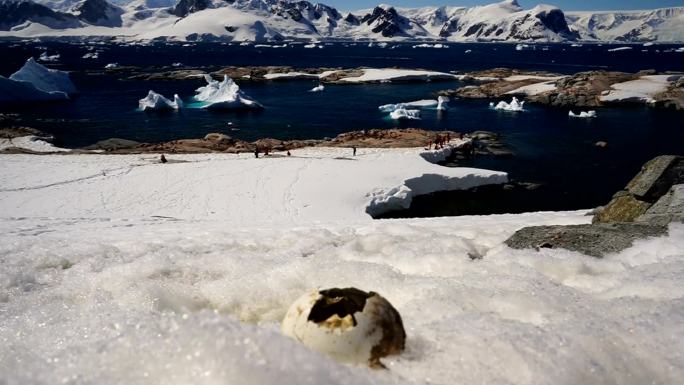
top-left (1, 201), bottom-right (682, 385)
top-left (1, 0), bottom-right (683, 42)
top-left (0, 145), bottom-right (506, 223)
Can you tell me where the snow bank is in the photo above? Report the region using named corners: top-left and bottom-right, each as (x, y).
top-left (0, 210), bottom-right (682, 385)
top-left (193, 75), bottom-right (263, 110)
top-left (600, 75), bottom-right (679, 104)
top-left (340, 69), bottom-right (459, 83)
top-left (490, 97), bottom-right (525, 112)
top-left (389, 108), bottom-right (421, 120)
top-left (0, 136), bottom-right (70, 152)
top-left (569, 110), bottom-right (597, 118)
top-left (0, 145), bottom-right (505, 223)
top-left (506, 81), bottom-right (557, 96)
top-left (138, 90), bottom-right (183, 111)
top-left (9, 57), bottom-right (77, 95)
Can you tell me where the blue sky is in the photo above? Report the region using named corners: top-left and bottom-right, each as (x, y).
top-left (328, 0), bottom-right (684, 12)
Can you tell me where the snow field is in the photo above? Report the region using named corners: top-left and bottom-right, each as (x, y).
top-left (0, 212), bottom-right (682, 385)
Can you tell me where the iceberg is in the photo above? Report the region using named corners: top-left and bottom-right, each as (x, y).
top-left (569, 110), bottom-right (597, 118)
top-left (0, 76), bottom-right (69, 102)
top-left (437, 96), bottom-right (449, 111)
top-left (378, 99), bottom-right (438, 112)
top-left (9, 58), bottom-right (77, 95)
top-left (105, 63), bottom-right (120, 69)
top-left (490, 97), bottom-right (525, 112)
top-left (309, 84), bottom-right (325, 93)
top-left (138, 90), bottom-right (183, 112)
top-left (38, 52), bottom-right (60, 62)
top-left (389, 108), bottom-right (421, 120)
top-left (193, 75), bottom-right (263, 110)
top-left (0, 57), bottom-right (76, 103)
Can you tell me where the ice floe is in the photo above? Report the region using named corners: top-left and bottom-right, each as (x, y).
top-left (193, 75), bottom-right (263, 110)
top-left (105, 62), bottom-right (120, 69)
top-left (437, 96), bottom-right (449, 111)
top-left (490, 97), bottom-right (525, 112)
top-left (309, 84), bottom-right (325, 93)
top-left (389, 108), bottom-right (421, 120)
top-left (569, 110), bottom-right (597, 118)
top-left (138, 90), bottom-right (183, 111)
top-left (340, 69), bottom-right (459, 83)
top-left (38, 51), bottom-right (60, 62)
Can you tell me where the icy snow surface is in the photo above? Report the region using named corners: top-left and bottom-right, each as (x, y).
top-left (138, 90), bottom-right (183, 111)
top-left (0, 136), bottom-right (71, 152)
top-left (193, 75), bottom-right (263, 110)
top-left (600, 75), bottom-right (680, 104)
top-left (340, 69), bottom-right (459, 83)
top-left (1, 145), bottom-right (683, 384)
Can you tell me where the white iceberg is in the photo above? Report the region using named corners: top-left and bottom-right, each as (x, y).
top-left (38, 52), bottom-right (60, 62)
top-left (490, 97), bottom-right (525, 112)
top-left (82, 52), bottom-right (99, 59)
top-left (437, 96), bottom-right (449, 111)
top-left (379, 99), bottom-right (439, 112)
top-left (569, 110), bottom-right (597, 118)
top-left (0, 58), bottom-right (76, 103)
top-left (389, 108), bottom-right (421, 120)
top-left (309, 84), bottom-right (325, 93)
top-left (9, 58), bottom-right (77, 95)
top-left (138, 90), bottom-right (183, 112)
top-left (194, 75), bottom-right (263, 110)
top-left (104, 63), bottom-right (120, 69)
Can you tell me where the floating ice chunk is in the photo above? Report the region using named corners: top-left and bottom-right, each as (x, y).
top-left (437, 96), bottom-right (449, 111)
top-left (377, 42), bottom-right (388, 48)
top-left (379, 99), bottom-right (438, 112)
top-left (82, 52), bottom-right (99, 59)
top-left (608, 47), bottom-right (633, 52)
top-left (515, 44), bottom-right (531, 51)
top-left (465, 49), bottom-right (472, 54)
top-left (172, 62), bottom-right (183, 67)
top-left (309, 84), bottom-right (325, 93)
top-left (38, 52), bottom-right (60, 62)
top-left (193, 75), bottom-right (263, 110)
top-left (389, 108), bottom-right (421, 120)
top-left (0, 76), bottom-right (68, 102)
top-left (138, 90), bottom-right (182, 112)
top-left (9, 58), bottom-right (76, 95)
top-left (490, 97), bottom-right (525, 112)
top-left (105, 63), bottom-right (120, 69)
top-left (304, 43), bottom-right (316, 48)
top-left (569, 110), bottom-right (597, 118)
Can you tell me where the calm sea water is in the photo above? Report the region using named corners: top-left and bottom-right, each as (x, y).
top-left (1, 41), bottom-right (683, 213)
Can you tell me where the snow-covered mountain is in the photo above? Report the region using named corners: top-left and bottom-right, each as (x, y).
top-left (0, 0), bottom-right (682, 43)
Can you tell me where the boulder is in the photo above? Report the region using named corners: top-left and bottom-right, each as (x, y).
top-left (594, 155), bottom-right (683, 223)
top-left (637, 184), bottom-right (684, 225)
top-left (505, 223), bottom-right (668, 257)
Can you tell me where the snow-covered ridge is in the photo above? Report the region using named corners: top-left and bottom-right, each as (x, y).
top-left (0, 0), bottom-right (682, 42)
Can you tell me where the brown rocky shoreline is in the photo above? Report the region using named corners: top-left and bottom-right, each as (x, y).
top-left (0, 126), bottom-right (459, 155)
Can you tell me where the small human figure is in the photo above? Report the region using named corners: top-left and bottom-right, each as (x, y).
top-left (160, 154), bottom-right (167, 164)
top-left (254, 147), bottom-right (259, 158)
top-left (446, 133), bottom-right (451, 143)
top-left (352, 146), bottom-right (357, 156)
top-left (459, 133), bottom-right (464, 140)
top-left (287, 150), bottom-right (291, 157)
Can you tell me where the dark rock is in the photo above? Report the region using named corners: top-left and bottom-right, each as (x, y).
top-left (505, 223), bottom-right (668, 257)
top-left (0, 0), bottom-right (81, 30)
top-left (637, 184), bottom-right (684, 225)
top-left (73, 0), bottom-right (123, 27)
top-left (594, 155), bottom-right (683, 223)
top-left (171, 0), bottom-right (210, 18)
top-left (82, 138), bottom-right (141, 151)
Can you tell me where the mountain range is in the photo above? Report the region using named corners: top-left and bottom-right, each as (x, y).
top-left (0, 0), bottom-right (682, 43)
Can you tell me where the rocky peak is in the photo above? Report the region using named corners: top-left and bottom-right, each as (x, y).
top-left (72, 0), bottom-right (123, 26)
top-left (170, 0), bottom-right (209, 17)
top-left (360, 5), bottom-right (409, 37)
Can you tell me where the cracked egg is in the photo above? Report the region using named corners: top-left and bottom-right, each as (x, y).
top-left (281, 287), bottom-right (406, 368)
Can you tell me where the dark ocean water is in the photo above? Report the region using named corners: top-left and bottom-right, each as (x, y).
top-left (1, 41), bottom-right (683, 214)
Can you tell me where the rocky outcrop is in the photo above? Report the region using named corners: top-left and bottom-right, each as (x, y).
top-left (594, 155), bottom-right (684, 223)
top-left (72, 0), bottom-right (124, 27)
top-left (506, 155), bottom-right (683, 257)
top-left (0, 0), bottom-right (81, 30)
top-left (171, 0), bottom-right (210, 18)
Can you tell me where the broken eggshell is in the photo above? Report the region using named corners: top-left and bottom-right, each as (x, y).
top-left (281, 287), bottom-right (406, 367)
